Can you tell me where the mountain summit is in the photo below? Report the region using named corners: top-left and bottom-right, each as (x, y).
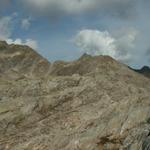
top-left (0, 41), bottom-right (50, 79)
top-left (0, 42), bottom-right (150, 150)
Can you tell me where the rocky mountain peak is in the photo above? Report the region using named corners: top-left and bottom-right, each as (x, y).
top-left (50, 54), bottom-right (120, 76)
top-left (0, 41), bottom-right (51, 79)
top-left (0, 41), bottom-right (8, 50)
top-left (78, 53), bottom-right (92, 60)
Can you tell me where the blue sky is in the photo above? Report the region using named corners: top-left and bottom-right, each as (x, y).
top-left (0, 0), bottom-right (150, 68)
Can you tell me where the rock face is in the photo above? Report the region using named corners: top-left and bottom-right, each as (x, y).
top-left (0, 41), bottom-right (150, 150)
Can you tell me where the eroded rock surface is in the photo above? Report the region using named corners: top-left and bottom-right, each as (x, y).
top-left (0, 42), bottom-right (150, 150)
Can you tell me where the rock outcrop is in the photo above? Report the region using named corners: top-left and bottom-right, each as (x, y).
top-left (0, 41), bottom-right (150, 150)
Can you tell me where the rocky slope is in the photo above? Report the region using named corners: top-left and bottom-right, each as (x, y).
top-left (0, 42), bottom-right (150, 150)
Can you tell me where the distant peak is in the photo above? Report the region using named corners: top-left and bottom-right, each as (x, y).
top-left (132, 65), bottom-right (150, 79)
top-left (0, 41), bottom-right (8, 50)
top-left (0, 41), bottom-right (8, 45)
top-left (141, 66), bottom-right (150, 71)
top-left (79, 53), bottom-right (92, 60)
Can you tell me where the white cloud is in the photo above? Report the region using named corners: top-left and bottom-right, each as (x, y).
top-left (7, 39), bottom-right (38, 49)
top-left (74, 29), bottom-right (138, 63)
top-left (25, 39), bottom-right (38, 49)
top-left (21, 18), bottom-right (31, 30)
top-left (0, 15), bottom-right (38, 50)
top-left (113, 28), bottom-right (138, 62)
top-left (75, 30), bottom-right (117, 57)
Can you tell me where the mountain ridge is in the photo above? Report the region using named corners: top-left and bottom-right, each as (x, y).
top-left (1, 41), bottom-right (149, 79)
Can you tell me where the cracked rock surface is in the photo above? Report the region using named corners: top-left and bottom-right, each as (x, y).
top-left (0, 41), bottom-right (150, 150)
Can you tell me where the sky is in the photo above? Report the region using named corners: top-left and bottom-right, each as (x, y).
top-left (0, 0), bottom-right (150, 68)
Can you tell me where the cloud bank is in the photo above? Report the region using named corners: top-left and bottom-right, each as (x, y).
top-left (74, 29), bottom-right (138, 63)
top-left (75, 30), bottom-right (117, 57)
top-left (20, 0), bottom-right (137, 19)
top-left (7, 39), bottom-right (38, 50)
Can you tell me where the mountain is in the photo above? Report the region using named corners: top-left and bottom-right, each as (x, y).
top-left (133, 66), bottom-right (150, 79)
top-left (0, 41), bottom-right (51, 79)
top-left (0, 42), bottom-right (150, 150)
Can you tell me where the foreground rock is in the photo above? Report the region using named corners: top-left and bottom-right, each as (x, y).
top-left (0, 42), bottom-right (150, 150)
